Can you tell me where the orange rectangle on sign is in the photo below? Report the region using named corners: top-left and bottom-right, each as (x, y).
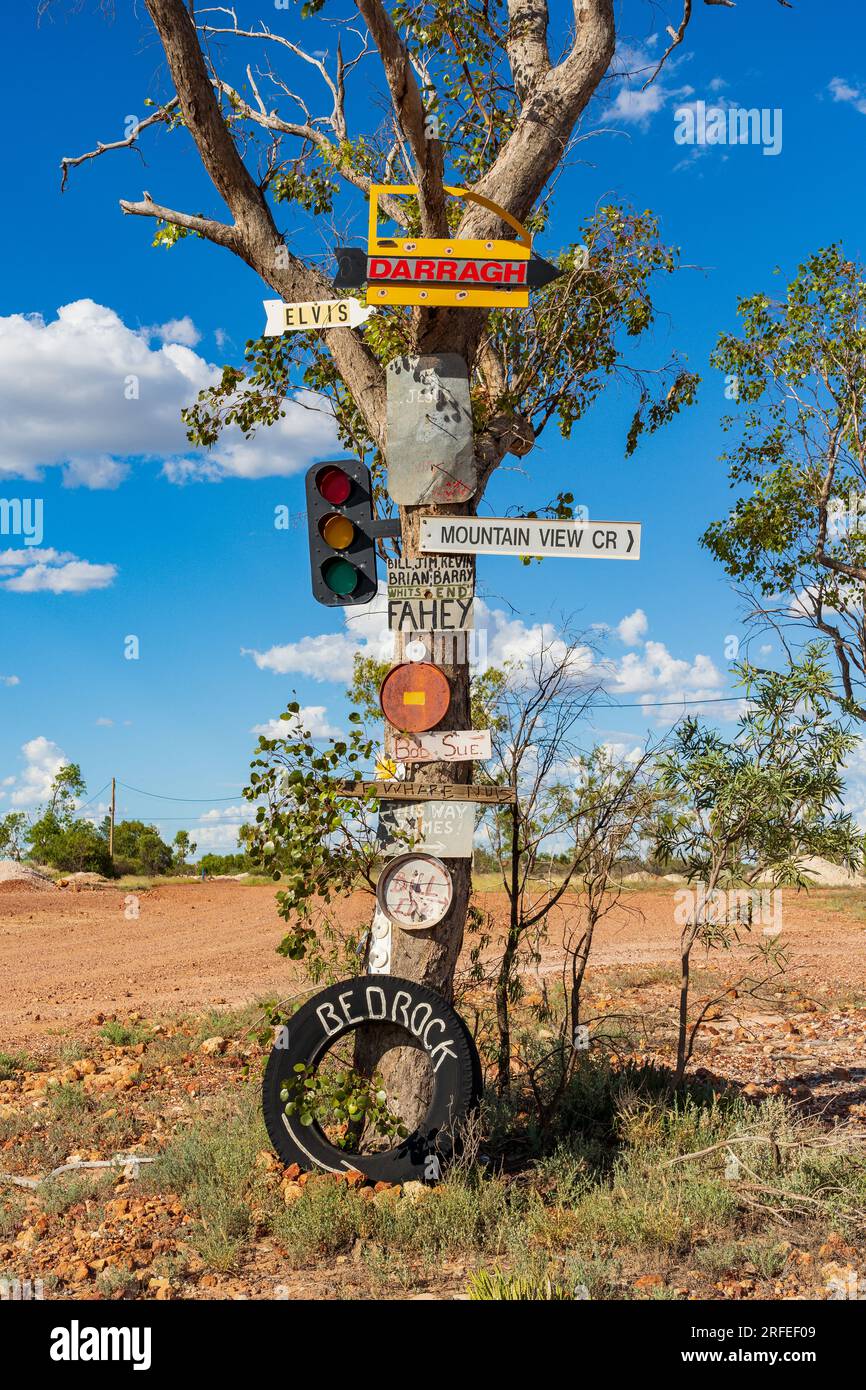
top-left (403, 691), bottom-right (426, 705)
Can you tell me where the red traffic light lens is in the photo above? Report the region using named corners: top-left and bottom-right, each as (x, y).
top-left (316, 465), bottom-right (352, 506)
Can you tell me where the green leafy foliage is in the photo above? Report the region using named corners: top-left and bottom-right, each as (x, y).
top-left (654, 647), bottom-right (865, 887)
top-left (151, 219), bottom-right (204, 250)
top-left (182, 204), bottom-right (697, 489)
top-left (243, 699), bottom-right (378, 974)
top-left (111, 820), bottom-right (174, 876)
top-left (279, 1062), bottom-right (408, 1148)
top-left (0, 810), bottom-right (28, 861)
top-left (702, 245), bottom-right (866, 709)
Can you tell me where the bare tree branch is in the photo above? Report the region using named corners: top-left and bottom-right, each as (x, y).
top-left (354, 0), bottom-right (447, 236)
top-left (119, 191), bottom-right (238, 250)
top-left (60, 98), bottom-right (180, 192)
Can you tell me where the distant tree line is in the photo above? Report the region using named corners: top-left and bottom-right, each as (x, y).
top-left (0, 763), bottom-right (253, 878)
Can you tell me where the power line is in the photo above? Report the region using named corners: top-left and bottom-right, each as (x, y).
top-left (117, 781), bottom-right (244, 803)
top-left (76, 782), bottom-right (111, 813)
top-left (594, 695), bottom-right (745, 709)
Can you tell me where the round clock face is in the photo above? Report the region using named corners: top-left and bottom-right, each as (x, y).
top-left (377, 853), bottom-right (453, 929)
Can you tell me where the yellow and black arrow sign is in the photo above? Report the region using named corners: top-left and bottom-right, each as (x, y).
top-left (334, 184), bottom-right (562, 308)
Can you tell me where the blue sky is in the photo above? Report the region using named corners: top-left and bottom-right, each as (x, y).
top-left (2, 0), bottom-right (866, 849)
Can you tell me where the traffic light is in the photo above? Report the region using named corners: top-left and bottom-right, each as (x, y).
top-left (305, 459), bottom-right (399, 607)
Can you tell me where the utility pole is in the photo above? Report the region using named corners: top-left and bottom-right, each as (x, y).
top-left (109, 777), bottom-right (116, 861)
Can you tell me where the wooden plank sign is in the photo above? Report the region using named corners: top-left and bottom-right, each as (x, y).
top-left (387, 556), bottom-right (474, 631)
top-left (376, 801), bottom-right (475, 859)
top-left (263, 298), bottom-right (374, 335)
top-left (386, 355), bottom-right (476, 505)
top-left (420, 517), bottom-right (641, 560)
top-left (336, 780), bottom-right (514, 804)
top-left (391, 730), bottom-right (492, 763)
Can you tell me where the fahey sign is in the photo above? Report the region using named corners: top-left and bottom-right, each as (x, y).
top-left (263, 298), bottom-right (374, 334)
top-left (420, 517), bottom-right (641, 560)
top-left (387, 557), bottom-right (474, 631)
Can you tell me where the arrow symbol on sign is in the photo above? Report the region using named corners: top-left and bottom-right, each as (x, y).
top-left (525, 255), bottom-right (563, 289)
top-left (627, 529), bottom-right (634, 554)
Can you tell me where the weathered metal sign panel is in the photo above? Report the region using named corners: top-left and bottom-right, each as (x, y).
top-left (379, 662), bottom-right (451, 732)
top-left (420, 517), bottom-right (641, 560)
top-left (391, 730), bottom-right (492, 764)
top-left (336, 780), bottom-right (514, 804)
top-left (387, 556), bottom-right (474, 630)
top-left (385, 356), bottom-right (476, 505)
top-left (376, 800), bottom-right (475, 858)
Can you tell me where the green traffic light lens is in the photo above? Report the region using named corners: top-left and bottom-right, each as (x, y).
top-left (322, 556), bottom-right (359, 596)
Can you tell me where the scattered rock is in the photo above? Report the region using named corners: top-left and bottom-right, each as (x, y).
top-left (400, 1180), bottom-right (429, 1204)
top-left (0, 860), bottom-right (58, 892)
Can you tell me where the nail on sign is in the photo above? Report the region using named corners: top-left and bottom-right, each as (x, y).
top-left (419, 517), bottom-right (641, 559)
top-left (262, 298), bottom-right (374, 335)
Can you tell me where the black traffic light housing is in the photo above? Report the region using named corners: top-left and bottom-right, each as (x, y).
top-left (305, 459), bottom-right (400, 607)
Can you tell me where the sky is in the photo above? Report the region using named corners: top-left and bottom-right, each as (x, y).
top-left (2, 0), bottom-right (866, 850)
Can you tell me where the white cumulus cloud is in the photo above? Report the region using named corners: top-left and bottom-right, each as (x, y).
top-left (0, 300), bottom-right (338, 488)
top-left (149, 316), bottom-right (202, 347)
top-left (8, 736), bottom-right (69, 807)
top-left (828, 76), bottom-right (866, 115)
top-left (616, 608), bottom-right (649, 646)
top-left (252, 706), bottom-right (342, 740)
top-left (0, 549), bottom-right (117, 594)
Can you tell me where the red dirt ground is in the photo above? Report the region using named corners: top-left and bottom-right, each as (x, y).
top-left (2, 880), bottom-right (865, 1048)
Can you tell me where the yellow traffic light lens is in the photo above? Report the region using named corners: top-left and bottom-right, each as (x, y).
top-left (321, 514), bottom-right (355, 550)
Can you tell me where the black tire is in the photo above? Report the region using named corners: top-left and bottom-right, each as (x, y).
top-left (262, 976), bottom-right (483, 1183)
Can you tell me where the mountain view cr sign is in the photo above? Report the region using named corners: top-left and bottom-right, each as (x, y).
top-left (419, 517), bottom-right (641, 560)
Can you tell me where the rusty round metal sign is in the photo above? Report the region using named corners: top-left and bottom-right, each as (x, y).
top-left (379, 661), bottom-right (451, 733)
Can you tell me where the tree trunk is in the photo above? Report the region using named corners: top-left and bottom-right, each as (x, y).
top-left (355, 502), bottom-right (475, 1123)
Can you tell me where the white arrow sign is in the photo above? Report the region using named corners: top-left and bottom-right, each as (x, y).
top-left (420, 517), bottom-right (640, 559)
top-left (263, 298), bottom-right (376, 335)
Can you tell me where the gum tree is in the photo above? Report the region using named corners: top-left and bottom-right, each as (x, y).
top-left (702, 246), bottom-right (866, 714)
top-left (65, 1), bottom-right (789, 1099)
top-left (654, 647), bottom-right (865, 1086)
